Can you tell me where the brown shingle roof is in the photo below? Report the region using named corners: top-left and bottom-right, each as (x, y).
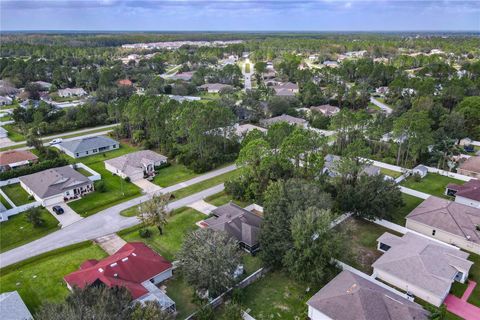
top-left (0, 150), bottom-right (38, 166)
top-left (307, 270), bottom-right (429, 320)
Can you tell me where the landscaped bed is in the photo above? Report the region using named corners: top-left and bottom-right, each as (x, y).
top-left (335, 217), bottom-right (402, 274)
top-left (0, 208), bottom-right (60, 253)
top-left (119, 207), bottom-right (205, 261)
top-left (400, 173), bottom-right (464, 199)
top-left (0, 242), bottom-right (107, 313)
top-left (1, 183), bottom-right (34, 206)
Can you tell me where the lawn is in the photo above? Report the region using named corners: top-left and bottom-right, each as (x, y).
top-left (0, 242), bottom-right (107, 313)
top-left (3, 124), bottom-right (25, 142)
top-left (153, 163), bottom-right (200, 187)
top-left (1, 183), bottom-right (34, 206)
top-left (204, 191), bottom-right (249, 208)
top-left (172, 169), bottom-right (241, 200)
top-left (242, 254), bottom-right (263, 275)
top-left (336, 217), bottom-right (402, 274)
top-left (380, 167), bottom-right (403, 178)
top-left (120, 207), bottom-right (205, 261)
top-left (0, 114), bottom-right (12, 121)
top-left (450, 252), bottom-right (480, 307)
top-left (387, 193), bottom-right (424, 225)
top-left (67, 143), bottom-right (142, 217)
top-left (74, 167), bottom-right (92, 177)
top-left (244, 63), bottom-right (251, 73)
top-left (0, 194), bottom-right (12, 209)
top-left (240, 271), bottom-right (320, 320)
top-left (163, 274), bottom-right (199, 319)
top-left (401, 173), bottom-right (464, 199)
top-left (0, 209), bottom-right (60, 253)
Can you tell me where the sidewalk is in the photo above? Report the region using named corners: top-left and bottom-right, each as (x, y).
top-left (444, 281), bottom-right (480, 320)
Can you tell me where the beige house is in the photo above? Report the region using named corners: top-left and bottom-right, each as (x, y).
top-left (457, 156), bottom-right (480, 178)
top-left (104, 150), bottom-right (167, 181)
top-left (373, 232), bottom-right (473, 307)
top-left (405, 196), bottom-right (480, 254)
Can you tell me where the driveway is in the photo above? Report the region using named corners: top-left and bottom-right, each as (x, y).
top-left (133, 179), bottom-right (162, 194)
top-left (370, 97), bottom-right (393, 115)
top-left (94, 234), bottom-right (127, 255)
top-left (188, 200), bottom-right (217, 215)
top-left (46, 203), bottom-right (83, 228)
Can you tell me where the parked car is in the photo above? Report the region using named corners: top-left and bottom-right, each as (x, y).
top-left (49, 138), bottom-right (63, 145)
top-left (52, 205), bottom-right (64, 215)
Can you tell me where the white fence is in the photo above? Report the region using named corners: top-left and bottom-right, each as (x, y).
top-left (70, 163), bottom-right (101, 181)
top-left (398, 186), bottom-right (431, 199)
top-left (424, 166), bottom-right (472, 182)
top-left (0, 201), bottom-right (42, 222)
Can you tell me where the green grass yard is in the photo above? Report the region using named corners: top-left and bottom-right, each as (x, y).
top-left (1, 183), bottom-right (34, 206)
top-left (163, 274), bottom-right (199, 319)
top-left (401, 173), bottom-right (464, 199)
top-left (387, 193), bottom-right (423, 225)
top-left (74, 167), bottom-right (92, 177)
top-left (204, 191), bottom-right (249, 208)
top-left (0, 242), bottom-right (107, 313)
top-left (379, 167), bottom-right (403, 178)
top-left (0, 194), bottom-right (12, 209)
top-left (3, 124), bottom-right (25, 142)
top-left (0, 114), bottom-right (12, 121)
top-left (153, 163), bottom-right (201, 187)
top-left (120, 207), bottom-right (205, 261)
top-left (244, 63), bottom-right (251, 73)
top-left (172, 169), bottom-right (241, 200)
top-left (0, 209), bottom-right (60, 253)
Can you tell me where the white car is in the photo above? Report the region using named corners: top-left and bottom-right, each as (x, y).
top-left (49, 138), bottom-right (63, 145)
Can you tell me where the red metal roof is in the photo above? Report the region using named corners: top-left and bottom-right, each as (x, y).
top-left (0, 150), bottom-right (38, 166)
top-left (64, 242), bottom-right (172, 299)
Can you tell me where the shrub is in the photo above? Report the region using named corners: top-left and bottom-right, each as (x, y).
top-left (413, 173), bottom-right (422, 182)
top-left (0, 158), bottom-right (69, 180)
top-left (25, 207), bottom-right (44, 227)
top-left (124, 177), bottom-right (131, 183)
top-left (139, 228), bottom-right (151, 238)
top-left (95, 180), bottom-right (107, 193)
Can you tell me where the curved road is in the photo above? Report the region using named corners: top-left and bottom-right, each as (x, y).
top-left (0, 164), bottom-right (237, 268)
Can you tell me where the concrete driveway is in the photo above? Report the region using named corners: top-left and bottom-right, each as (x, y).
top-left (94, 233), bottom-right (126, 255)
top-left (46, 203), bottom-right (83, 228)
top-left (133, 179), bottom-right (162, 194)
top-left (188, 200), bottom-right (217, 215)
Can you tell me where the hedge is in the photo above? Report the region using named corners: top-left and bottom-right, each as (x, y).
top-left (0, 158), bottom-right (69, 180)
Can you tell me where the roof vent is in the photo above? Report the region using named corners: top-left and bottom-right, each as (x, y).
top-left (122, 257), bottom-right (129, 262)
top-left (132, 253), bottom-right (137, 256)
top-left (98, 268), bottom-right (104, 272)
top-left (110, 263), bottom-right (118, 267)
top-left (114, 273), bottom-right (118, 277)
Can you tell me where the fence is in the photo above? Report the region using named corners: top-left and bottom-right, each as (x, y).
top-left (0, 201), bottom-right (42, 222)
top-left (424, 166), bottom-right (472, 182)
top-left (70, 163), bottom-right (101, 181)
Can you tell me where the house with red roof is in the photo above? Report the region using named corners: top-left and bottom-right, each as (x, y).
top-left (64, 242), bottom-right (175, 312)
top-left (0, 150), bottom-right (38, 172)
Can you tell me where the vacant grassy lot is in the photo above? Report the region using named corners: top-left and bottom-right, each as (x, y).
top-left (204, 191), bottom-right (249, 208)
top-left (68, 143), bottom-right (141, 217)
top-left (401, 173), bottom-right (464, 199)
top-left (0, 242), bottom-right (107, 313)
top-left (153, 163), bottom-right (200, 187)
top-left (172, 169), bottom-right (241, 200)
top-left (1, 183), bottom-right (34, 206)
top-left (336, 217), bottom-right (402, 274)
top-left (0, 209), bottom-right (60, 253)
top-left (240, 271), bottom-right (320, 320)
top-left (387, 193), bottom-right (423, 225)
top-left (120, 207), bottom-right (204, 261)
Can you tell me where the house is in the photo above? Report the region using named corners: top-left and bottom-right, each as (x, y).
top-left (322, 60), bottom-right (339, 68)
top-left (198, 83), bottom-right (232, 93)
top-left (19, 165), bottom-right (94, 206)
top-left (233, 123), bottom-right (267, 137)
top-left (104, 150), bottom-right (167, 181)
top-left (0, 150), bottom-right (38, 172)
top-left (260, 114), bottom-right (307, 128)
top-left (200, 202), bottom-right (263, 254)
top-left (310, 104), bottom-right (340, 117)
top-left (457, 156), bottom-right (480, 178)
top-left (0, 96), bottom-right (13, 106)
top-left (446, 179), bottom-right (480, 208)
top-left (57, 88), bottom-right (87, 98)
top-left (459, 138), bottom-right (473, 146)
top-left (373, 232), bottom-right (473, 307)
top-left (33, 81), bottom-right (52, 91)
top-left (57, 136), bottom-right (119, 158)
top-left (412, 165), bottom-right (428, 178)
top-left (307, 270), bottom-right (428, 320)
top-left (170, 72), bottom-right (194, 81)
top-left (375, 86), bottom-right (389, 95)
top-left (64, 242), bottom-right (175, 312)
top-left (323, 154), bottom-right (380, 177)
top-left (117, 79), bottom-right (133, 86)
top-left (0, 291), bottom-right (33, 320)
top-left (271, 82), bottom-right (299, 96)
top-left (406, 196), bottom-right (480, 254)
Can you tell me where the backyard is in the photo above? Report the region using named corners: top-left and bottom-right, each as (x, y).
top-left (387, 193), bottom-right (424, 225)
top-left (0, 242), bottom-right (107, 313)
top-left (119, 207), bottom-right (205, 261)
top-left (0, 209), bottom-right (60, 253)
top-left (1, 183), bottom-right (34, 206)
top-left (401, 173), bottom-right (464, 199)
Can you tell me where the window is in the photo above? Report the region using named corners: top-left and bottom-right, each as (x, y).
top-left (379, 243), bottom-right (391, 252)
top-left (86, 151), bottom-right (89, 155)
top-left (76, 153), bottom-right (79, 157)
top-left (432, 230), bottom-right (436, 236)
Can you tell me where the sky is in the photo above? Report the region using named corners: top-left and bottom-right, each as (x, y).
top-left (1, 0), bottom-right (479, 32)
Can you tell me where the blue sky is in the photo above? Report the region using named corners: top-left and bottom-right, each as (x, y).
top-left (1, 0), bottom-right (479, 31)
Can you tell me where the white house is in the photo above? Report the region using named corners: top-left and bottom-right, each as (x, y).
top-left (57, 88), bottom-right (87, 98)
top-left (104, 150), bottom-right (168, 181)
top-left (412, 164), bottom-right (428, 178)
top-left (57, 136), bottom-right (119, 158)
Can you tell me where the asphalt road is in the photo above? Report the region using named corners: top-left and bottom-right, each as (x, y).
top-left (370, 97), bottom-right (393, 114)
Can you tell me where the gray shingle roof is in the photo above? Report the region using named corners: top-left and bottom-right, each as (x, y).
top-left (0, 291), bottom-right (33, 320)
top-left (307, 270), bottom-right (429, 320)
top-left (373, 232), bottom-right (473, 297)
top-left (204, 202), bottom-right (262, 247)
top-left (406, 196), bottom-right (480, 244)
top-left (19, 165), bottom-right (91, 198)
top-left (104, 150), bottom-right (167, 177)
top-left (58, 136), bottom-right (118, 154)
top-left (260, 114), bottom-right (307, 127)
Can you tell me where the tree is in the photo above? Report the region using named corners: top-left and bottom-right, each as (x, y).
top-left (283, 208), bottom-right (346, 285)
top-left (35, 285), bottom-right (172, 320)
top-left (220, 301), bottom-right (243, 320)
top-left (26, 207), bottom-right (44, 227)
top-left (178, 228), bottom-right (241, 297)
top-left (259, 179), bottom-right (332, 268)
top-left (456, 96), bottom-right (480, 140)
top-left (138, 194), bottom-right (170, 235)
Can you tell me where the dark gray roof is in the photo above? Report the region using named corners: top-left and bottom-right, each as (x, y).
top-left (0, 291), bottom-right (33, 320)
top-left (19, 165), bottom-right (91, 198)
top-left (204, 202), bottom-right (262, 246)
top-left (59, 136), bottom-right (118, 154)
top-left (307, 270), bottom-right (429, 320)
